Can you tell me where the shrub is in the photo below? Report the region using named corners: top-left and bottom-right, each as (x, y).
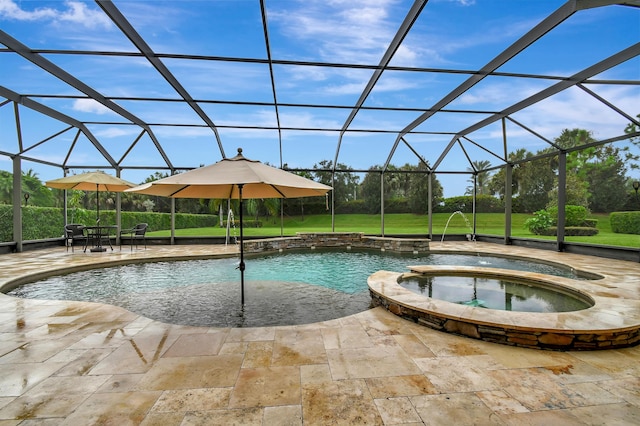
top-left (610, 211), bottom-right (640, 235)
top-left (525, 206), bottom-right (599, 236)
top-left (475, 195), bottom-right (504, 213)
top-left (0, 205), bottom-right (217, 243)
top-left (538, 227), bottom-right (599, 236)
top-left (547, 205), bottom-right (588, 227)
top-left (222, 220), bottom-right (262, 228)
top-left (335, 200), bottom-right (367, 214)
top-left (524, 209), bottom-right (553, 235)
top-left (283, 198), bottom-right (327, 215)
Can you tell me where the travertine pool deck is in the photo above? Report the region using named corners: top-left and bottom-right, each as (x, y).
top-left (0, 242), bottom-right (638, 424)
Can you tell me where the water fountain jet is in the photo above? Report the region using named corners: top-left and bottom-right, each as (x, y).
top-left (441, 210), bottom-right (475, 243)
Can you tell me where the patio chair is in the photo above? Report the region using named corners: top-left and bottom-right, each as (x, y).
top-left (120, 223), bottom-right (148, 250)
top-left (64, 224), bottom-right (88, 252)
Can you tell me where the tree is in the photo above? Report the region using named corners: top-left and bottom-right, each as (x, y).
top-left (246, 198), bottom-right (280, 224)
top-left (359, 162), bottom-right (442, 214)
top-left (67, 190), bottom-right (85, 223)
top-left (465, 160), bottom-right (492, 196)
top-left (624, 113), bottom-right (640, 147)
top-left (583, 143), bottom-right (633, 212)
top-left (360, 164), bottom-right (412, 214)
top-left (0, 169), bottom-right (55, 207)
top-left (546, 172), bottom-right (590, 209)
top-left (0, 171), bottom-right (12, 204)
top-left (312, 160), bottom-right (360, 208)
top-left (553, 128), bottom-right (634, 212)
top-left (384, 164), bottom-right (411, 199)
top-left (516, 157), bottom-right (555, 213)
top-left (359, 166), bottom-right (386, 214)
top-left (407, 163), bottom-right (443, 214)
top-left (488, 148), bottom-right (531, 199)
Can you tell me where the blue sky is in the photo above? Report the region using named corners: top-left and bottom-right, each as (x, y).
top-left (0, 0), bottom-right (638, 197)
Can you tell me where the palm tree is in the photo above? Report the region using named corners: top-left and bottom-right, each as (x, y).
top-left (467, 160), bottom-right (492, 195)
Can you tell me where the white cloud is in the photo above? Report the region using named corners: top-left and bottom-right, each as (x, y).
top-left (152, 126), bottom-right (212, 139)
top-left (0, 0), bottom-right (56, 20)
top-left (72, 99), bottom-right (113, 115)
top-left (457, 81), bottom-right (547, 106)
top-left (444, 0), bottom-right (476, 5)
top-left (93, 127), bottom-right (137, 139)
top-left (277, 110), bottom-right (342, 131)
top-left (271, 0), bottom-right (405, 64)
top-left (478, 85), bottom-right (640, 147)
top-left (0, 0), bottom-right (111, 29)
top-left (285, 65), bottom-right (331, 84)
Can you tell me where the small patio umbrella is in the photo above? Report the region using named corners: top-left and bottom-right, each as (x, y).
top-left (46, 170), bottom-right (137, 223)
top-left (126, 148), bottom-right (332, 306)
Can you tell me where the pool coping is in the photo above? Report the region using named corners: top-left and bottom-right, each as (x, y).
top-left (368, 247), bottom-right (640, 351)
top-left (2, 239), bottom-right (638, 351)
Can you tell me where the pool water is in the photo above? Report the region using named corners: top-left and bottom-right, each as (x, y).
top-left (7, 249), bottom-right (584, 327)
top-left (399, 275), bottom-right (591, 312)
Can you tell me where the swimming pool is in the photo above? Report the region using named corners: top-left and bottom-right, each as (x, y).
top-left (7, 249), bottom-right (586, 327)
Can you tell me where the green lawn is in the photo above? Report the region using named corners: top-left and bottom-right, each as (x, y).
top-left (148, 212), bottom-right (640, 249)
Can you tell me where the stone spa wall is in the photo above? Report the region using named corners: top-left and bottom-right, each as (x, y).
top-left (369, 291), bottom-right (640, 351)
top-left (243, 232), bottom-right (431, 254)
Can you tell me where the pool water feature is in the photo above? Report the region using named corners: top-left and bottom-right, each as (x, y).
top-left (441, 210), bottom-right (475, 242)
top-left (7, 249), bottom-right (588, 328)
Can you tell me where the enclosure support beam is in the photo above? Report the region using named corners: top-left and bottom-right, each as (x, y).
top-left (0, 86), bottom-right (116, 168)
top-left (505, 164), bottom-right (513, 245)
top-left (115, 169), bottom-right (123, 246)
top-left (557, 152), bottom-right (567, 252)
top-left (331, 173), bottom-right (336, 232)
top-left (12, 156), bottom-right (22, 253)
top-left (380, 172), bottom-right (385, 237)
top-left (428, 173), bottom-right (433, 240)
top-left (62, 169), bottom-right (69, 225)
top-left (472, 175), bottom-right (477, 237)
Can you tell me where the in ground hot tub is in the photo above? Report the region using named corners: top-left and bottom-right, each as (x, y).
top-left (368, 265), bottom-right (639, 351)
top-left (398, 268), bottom-right (593, 313)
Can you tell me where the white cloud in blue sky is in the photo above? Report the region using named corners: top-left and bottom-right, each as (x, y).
top-left (0, 0), bottom-right (638, 196)
top-left (0, 0), bottom-right (112, 28)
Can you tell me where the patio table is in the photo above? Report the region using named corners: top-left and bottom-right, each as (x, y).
top-left (85, 225), bottom-right (117, 252)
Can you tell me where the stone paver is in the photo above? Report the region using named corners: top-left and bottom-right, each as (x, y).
top-left (0, 242), bottom-right (637, 424)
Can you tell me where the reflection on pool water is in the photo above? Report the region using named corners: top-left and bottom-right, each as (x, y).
top-left (7, 249), bottom-right (585, 327)
top-left (399, 275), bottom-right (592, 312)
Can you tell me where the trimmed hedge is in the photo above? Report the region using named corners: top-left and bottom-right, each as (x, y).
top-left (538, 226), bottom-right (600, 236)
top-left (0, 205), bottom-right (216, 242)
top-left (610, 211), bottom-right (640, 235)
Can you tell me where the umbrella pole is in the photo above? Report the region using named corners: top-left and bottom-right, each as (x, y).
top-left (95, 183), bottom-right (100, 223)
top-left (238, 184), bottom-right (245, 307)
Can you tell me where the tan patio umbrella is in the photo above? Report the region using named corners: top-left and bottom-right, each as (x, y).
top-left (46, 170), bottom-right (137, 224)
top-left (127, 148), bottom-right (332, 305)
